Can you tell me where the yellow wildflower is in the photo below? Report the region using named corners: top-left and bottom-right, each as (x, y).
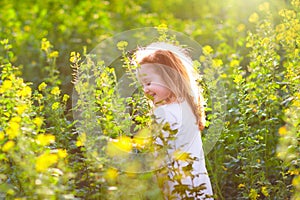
top-left (49, 51), bottom-right (59, 58)
top-left (24, 25), bottom-right (31, 32)
top-left (202, 45), bottom-right (213, 55)
top-left (0, 131), bottom-right (4, 141)
top-left (6, 121), bottom-right (20, 139)
top-left (10, 116), bottom-right (21, 123)
top-left (18, 86), bottom-right (32, 97)
top-left (117, 41), bottom-right (128, 51)
top-left (41, 38), bottom-right (51, 51)
top-left (199, 55), bottom-right (206, 62)
top-left (291, 0), bottom-right (300, 7)
top-left (36, 134), bottom-right (55, 146)
top-left (261, 38), bottom-right (270, 46)
top-left (261, 186), bottom-right (269, 197)
top-left (1, 80), bottom-right (12, 92)
top-left (38, 82), bottom-right (47, 91)
top-left (50, 86), bottom-right (60, 96)
top-left (279, 9), bottom-right (296, 20)
top-left (57, 149), bottom-right (68, 158)
top-left (105, 168), bottom-right (118, 181)
top-left (238, 183), bottom-right (245, 188)
top-left (76, 133), bottom-right (86, 147)
top-left (212, 59), bottom-right (223, 67)
top-left (2, 140), bottom-right (15, 152)
top-left (292, 176), bottom-right (300, 187)
top-left (69, 52), bottom-right (81, 63)
top-left (234, 74), bottom-right (243, 84)
top-left (52, 102), bottom-right (60, 110)
top-left (288, 169), bottom-right (299, 175)
top-left (230, 59), bottom-right (240, 67)
top-left (249, 12), bottom-right (259, 23)
top-left (36, 152), bottom-right (58, 172)
top-left (33, 117), bottom-right (44, 128)
top-left (16, 105), bottom-right (27, 115)
top-left (249, 188), bottom-right (260, 200)
top-left (278, 126), bottom-right (287, 136)
top-left (62, 94), bottom-right (69, 102)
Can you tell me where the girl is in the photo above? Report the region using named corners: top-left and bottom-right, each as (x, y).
top-left (135, 42), bottom-right (214, 199)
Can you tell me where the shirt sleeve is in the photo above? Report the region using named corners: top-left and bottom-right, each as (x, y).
top-left (154, 106), bottom-right (180, 131)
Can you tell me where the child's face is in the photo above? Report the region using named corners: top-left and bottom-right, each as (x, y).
top-left (138, 64), bottom-right (173, 105)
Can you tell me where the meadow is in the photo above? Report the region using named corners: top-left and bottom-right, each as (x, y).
top-left (0, 0), bottom-right (299, 199)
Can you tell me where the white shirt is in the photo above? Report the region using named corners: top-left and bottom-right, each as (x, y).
top-left (154, 100), bottom-right (213, 199)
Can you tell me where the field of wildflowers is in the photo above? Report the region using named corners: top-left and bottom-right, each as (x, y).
top-left (0, 0), bottom-right (299, 199)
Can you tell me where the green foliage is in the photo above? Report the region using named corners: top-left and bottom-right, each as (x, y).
top-left (0, 0), bottom-right (299, 199)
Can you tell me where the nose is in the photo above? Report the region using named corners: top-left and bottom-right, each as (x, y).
top-left (143, 85), bottom-right (149, 93)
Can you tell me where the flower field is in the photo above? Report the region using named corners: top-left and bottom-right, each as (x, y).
top-left (0, 0), bottom-right (299, 199)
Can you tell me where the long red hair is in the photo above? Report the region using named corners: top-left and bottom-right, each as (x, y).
top-left (138, 49), bottom-right (206, 131)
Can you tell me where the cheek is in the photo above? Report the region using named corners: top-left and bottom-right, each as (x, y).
top-left (158, 86), bottom-right (171, 96)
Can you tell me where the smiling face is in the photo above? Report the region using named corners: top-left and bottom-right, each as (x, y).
top-left (138, 64), bottom-right (175, 105)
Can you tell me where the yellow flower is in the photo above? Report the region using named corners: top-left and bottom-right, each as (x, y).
top-left (202, 45), bottom-right (213, 55)
top-left (10, 116), bottom-right (21, 123)
top-left (52, 102), bottom-right (60, 110)
top-left (249, 188), bottom-right (260, 200)
top-left (288, 169), bottom-right (299, 175)
top-left (105, 168), bottom-right (118, 181)
top-left (2, 140), bottom-right (15, 152)
top-left (6, 121), bottom-right (20, 139)
top-left (36, 134), bottom-right (55, 146)
top-left (62, 94), bottom-right (69, 102)
top-left (24, 25), bottom-right (31, 32)
top-left (57, 149), bottom-right (68, 158)
top-left (279, 9), bottom-right (296, 20)
top-left (49, 51), bottom-right (59, 58)
top-left (278, 126), bottom-right (287, 136)
top-left (1, 80), bottom-right (12, 92)
top-left (0, 131), bottom-right (4, 141)
top-left (292, 176), bottom-right (300, 187)
top-left (36, 152), bottom-right (58, 172)
top-left (230, 59), bottom-right (240, 67)
top-left (50, 86), bottom-right (61, 96)
top-left (38, 82), bottom-right (47, 91)
top-left (249, 12), bottom-right (259, 23)
top-left (261, 186), bottom-right (269, 197)
top-left (41, 38), bottom-right (51, 51)
top-left (18, 86), bottom-right (32, 97)
top-left (291, 0), bottom-right (300, 7)
top-left (76, 133), bottom-right (86, 147)
top-left (199, 55), bottom-right (206, 62)
top-left (16, 105), bottom-right (27, 115)
top-left (33, 117), bottom-right (44, 128)
top-left (69, 52), bottom-right (81, 63)
top-left (261, 38), bottom-right (270, 46)
top-left (212, 59), bottom-right (223, 67)
top-left (234, 74), bottom-right (243, 84)
top-left (117, 41), bottom-right (128, 51)
top-left (238, 183), bottom-right (245, 188)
